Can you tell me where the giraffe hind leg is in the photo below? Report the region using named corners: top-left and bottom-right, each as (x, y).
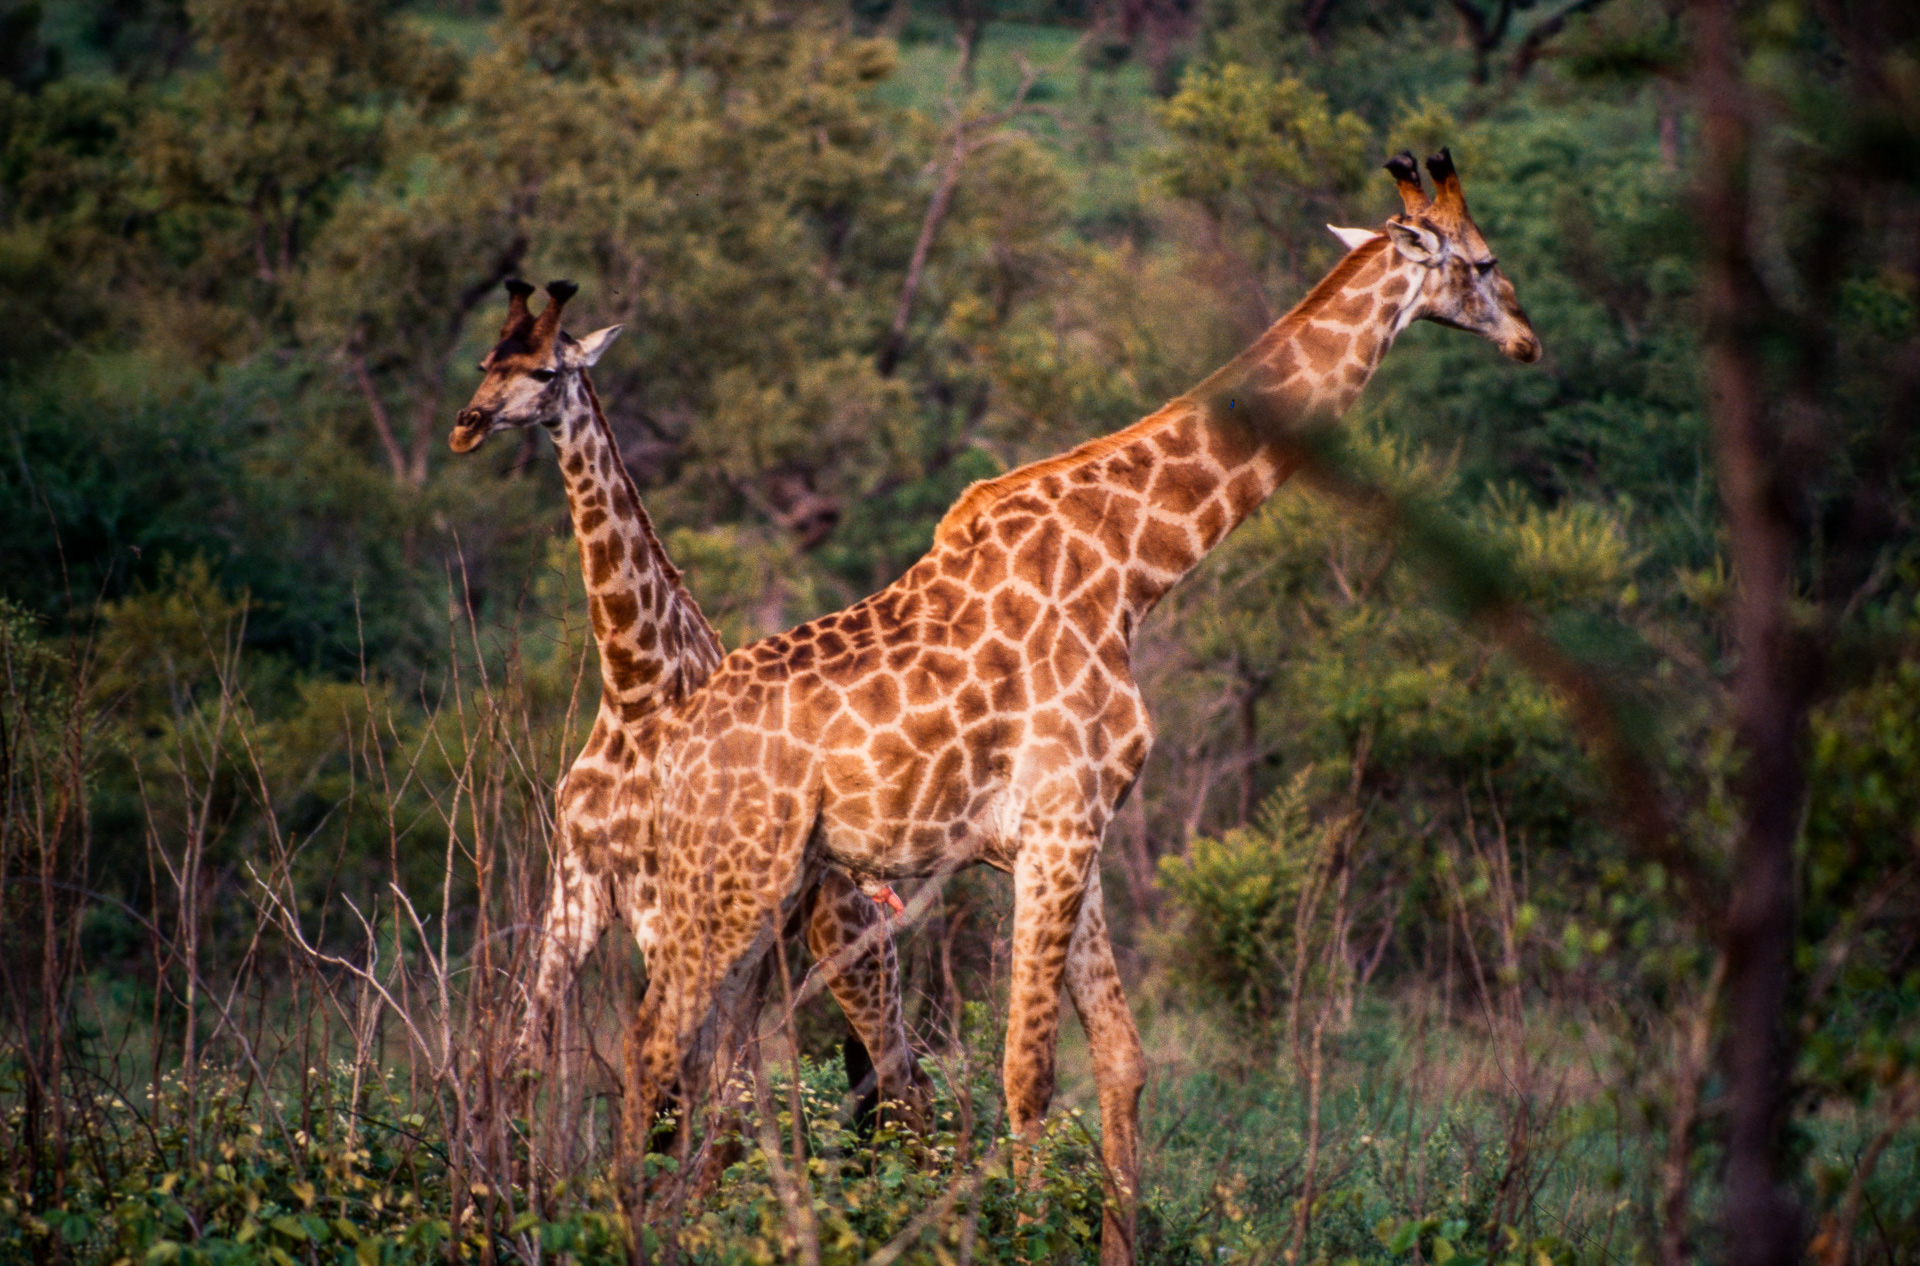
top-left (807, 867), bottom-right (933, 1134)
top-left (1065, 872), bottom-right (1147, 1266)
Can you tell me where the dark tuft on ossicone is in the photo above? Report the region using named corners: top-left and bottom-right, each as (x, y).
top-left (504, 278), bottom-right (535, 299)
top-left (546, 279), bottom-right (579, 303)
top-left (1384, 151), bottom-right (1419, 183)
top-left (1424, 148), bottom-right (1456, 182)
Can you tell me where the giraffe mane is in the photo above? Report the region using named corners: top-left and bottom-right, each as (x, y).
top-left (932, 235), bottom-right (1393, 549)
top-left (932, 411), bottom-right (1179, 548)
top-left (1187, 234), bottom-right (1392, 399)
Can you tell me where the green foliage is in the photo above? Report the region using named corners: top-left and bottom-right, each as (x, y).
top-left (0, 1044), bottom-right (1110, 1266)
top-left (1156, 773), bottom-right (1331, 1027)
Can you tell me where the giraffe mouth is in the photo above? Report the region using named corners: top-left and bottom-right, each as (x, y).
top-left (449, 409), bottom-right (493, 452)
top-left (1504, 332), bottom-right (1543, 363)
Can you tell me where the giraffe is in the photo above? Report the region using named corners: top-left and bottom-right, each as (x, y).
top-left (447, 279), bottom-right (930, 1141)
top-left (579, 149), bottom-right (1541, 1264)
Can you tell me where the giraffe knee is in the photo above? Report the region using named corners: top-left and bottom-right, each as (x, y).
top-left (1099, 1024), bottom-right (1148, 1098)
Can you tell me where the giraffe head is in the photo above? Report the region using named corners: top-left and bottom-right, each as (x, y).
top-left (449, 279), bottom-right (625, 452)
top-left (1330, 149), bottom-right (1541, 364)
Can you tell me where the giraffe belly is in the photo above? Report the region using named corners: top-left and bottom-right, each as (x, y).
top-left (822, 816), bottom-right (995, 881)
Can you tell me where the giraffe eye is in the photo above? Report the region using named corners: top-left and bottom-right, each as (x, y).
top-left (529, 368), bottom-right (557, 383)
top-left (1474, 259), bottom-right (1498, 276)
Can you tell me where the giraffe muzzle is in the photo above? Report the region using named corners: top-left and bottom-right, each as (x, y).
top-left (449, 408), bottom-right (492, 453)
top-left (1504, 332), bottom-right (1543, 364)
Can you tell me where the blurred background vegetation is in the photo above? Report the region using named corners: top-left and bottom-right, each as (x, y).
top-left (1, 0), bottom-right (1917, 1262)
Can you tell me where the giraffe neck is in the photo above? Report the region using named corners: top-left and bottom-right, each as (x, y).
top-left (1117, 238), bottom-right (1423, 620)
top-left (549, 376), bottom-right (724, 721)
top-left (936, 238), bottom-right (1423, 631)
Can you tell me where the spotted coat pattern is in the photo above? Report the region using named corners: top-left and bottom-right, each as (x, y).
top-left (620, 155), bottom-right (1540, 1265)
top-left (448, 283), bottom-right (929, 1139)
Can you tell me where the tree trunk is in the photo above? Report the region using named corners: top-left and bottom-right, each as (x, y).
top-left (1693, 1), bottom-right (1809, 1260)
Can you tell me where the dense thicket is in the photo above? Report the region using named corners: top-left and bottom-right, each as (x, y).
top-left (2, 1), bottom-right (1917, 1262)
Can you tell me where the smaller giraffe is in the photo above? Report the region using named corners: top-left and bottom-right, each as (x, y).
top-left (449, 280), bottom-right (930, 1141)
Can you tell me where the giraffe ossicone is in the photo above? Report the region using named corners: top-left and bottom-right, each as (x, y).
top-left (605, 146), bottom-right (1539, 1266)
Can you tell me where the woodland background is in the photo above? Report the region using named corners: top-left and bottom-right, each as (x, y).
top-left (1, 0), bottom-right (1918, 1263)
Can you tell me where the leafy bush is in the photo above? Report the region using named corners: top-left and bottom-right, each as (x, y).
top-left (1155, 774), bottom-right (1332, 1029)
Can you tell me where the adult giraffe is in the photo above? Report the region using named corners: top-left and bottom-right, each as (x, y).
top-left (447, 280), bottom-right (928, 1137)
top-left (611, 149), bottom-right (1540, 1264)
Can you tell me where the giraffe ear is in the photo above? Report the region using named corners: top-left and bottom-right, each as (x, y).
top-left (1327, 225), bottom-right (1384, 251)
top-left (1383, 218), bottom-right (1445, 265)
top-left (566, 325), bottom-right (625, 367)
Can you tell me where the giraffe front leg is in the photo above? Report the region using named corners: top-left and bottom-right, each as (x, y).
top-left (1065, 872), bottom-right (1146, 1266)
top-left (807, 868), bottom-right (933, 1134)
top-left (512, 847), bottom-right (611, 1118)
top-left (1004, 823), bottom-right (1101, 1184)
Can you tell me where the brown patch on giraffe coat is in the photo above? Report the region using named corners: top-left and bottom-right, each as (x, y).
top-left (921, 747), bottom-right (969, 820)
top-left (1135, 517), bottom-right (1197, 574)
top-left (1297, 323), bottom-right (1350, 364)
top-left (1104, 446), bottom-right (1155, 494)
top-left (994, 515), bottom-right (1038, 548)
top-left (901, 706), bottom-right (958, 752)
top-left (1056, 486), bottom-right (1138, 564)
top-left (946, 596), bottom-right (988, 647)
top-left (1205, 410), bottom-right (1262, 468)
top-left (1262, 344), bottom-right (1301, 381)
top-left (954, 684), bottom-right (990, 726)
top-left (979, 639), bottom-right (1027, 712)
top-left (848, 673), bottom-right (902, 727)
top-left (1123, 568), bottom-right (1159, 613)
top-left (964, 543), bottom-right (1008, 591)
top-left (1154, 416), bottom-right (1203, 460)
top-left (567, 768), bottom-right (616, 816)
top-left (818, 709), bottom-right (868, 750)
top-left (1195, 500), bottom-right (1229, 549)
top-left (991, 588), bottom-right (1040, 639)
top-left (1057, 536), bottom-right (1104, 597)
top-left (1226, 470), bottom-right (1266, 522)
top-left (1024, 607), bottom-right (1061, 661)
top-left (1064, 569), bottom-right (1120, 636)
top-left (905, 650), bottom-right (968, 705)
top-left (1148, 462), bottom-right (1217, 516)
top-left (1325, 290), bottom-right (1376, 324)
top-left (963, 719), bottom-right (1013, 783)
top-left (1014, 526), bottom-right (1061, 591)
